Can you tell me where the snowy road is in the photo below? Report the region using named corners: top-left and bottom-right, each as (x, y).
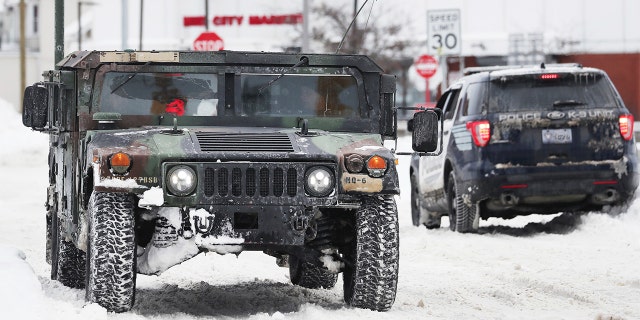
top-left (1, 103), bottom-right (639, 319)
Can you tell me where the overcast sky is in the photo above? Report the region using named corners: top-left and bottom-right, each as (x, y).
top-left (380, 0), bottom-right (640, 55)
top-left (68, 0), bottom-right (639, 55)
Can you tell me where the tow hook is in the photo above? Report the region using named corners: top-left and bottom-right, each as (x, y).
top-left (178, 207), bottom-right (193, 239)
top-left (292, 214), bottom-right (309, 231)
top-left (194, 215), bottom-right (215, 234)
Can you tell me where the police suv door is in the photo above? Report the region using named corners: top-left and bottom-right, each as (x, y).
top-left (418, 85), bottom-right (462, 200)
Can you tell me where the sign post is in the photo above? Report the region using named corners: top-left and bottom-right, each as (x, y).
top-left (415, 54), bottom-right (438, 103)
top-left (193, 31), bottom-right (224, 51)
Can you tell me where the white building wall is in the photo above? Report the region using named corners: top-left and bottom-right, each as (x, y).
top-left (1, 0), bottom-right (639, 111)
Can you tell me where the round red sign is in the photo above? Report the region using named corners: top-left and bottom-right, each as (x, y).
top-left (193, 31), bottom-right (225, 51)
top-left (415, 55), bottom-right (438, 79)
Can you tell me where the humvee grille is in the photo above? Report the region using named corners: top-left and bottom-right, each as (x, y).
top-left (203, 164), bottom-right (300, 198)
top-left (195, 132), bottom-right (294, 152)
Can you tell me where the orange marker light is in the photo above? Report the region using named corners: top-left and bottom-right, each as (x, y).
top-left (367, 155), bottom-right (387, 170)
top-left (110, 152), bottom-right (131, 174)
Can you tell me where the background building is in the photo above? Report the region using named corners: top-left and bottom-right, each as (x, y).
top-left (1, 0), bottom-right (639, 115)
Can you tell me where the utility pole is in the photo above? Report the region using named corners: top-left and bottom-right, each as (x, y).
top-left (302, 0), bottom-right (309, 52)
top-left (204, 0), bottom-right (209, 31)
top-left (19, 0), bottom-right (25, 111)
top-left (139, 0), bottom-right (143, 50)
top-left (122, 0), bottom-right (128, 50)
top-left (55, 0), bottom-right (64, 66)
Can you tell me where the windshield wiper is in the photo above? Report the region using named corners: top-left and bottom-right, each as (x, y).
top-left (257, 56), bottom-right (309, 94)
top-left (553, 100), bottom-right (585, 107)
top-left (110, 61), bottom-right (151, 94)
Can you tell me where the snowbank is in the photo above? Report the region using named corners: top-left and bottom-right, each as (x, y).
top-left (0, 245), bottom-right (45, 319)
top-left (0, 99), bottom-right (638, 320)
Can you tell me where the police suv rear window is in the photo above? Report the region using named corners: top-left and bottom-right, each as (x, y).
top-left (487, 72), bottom-right (621, 113)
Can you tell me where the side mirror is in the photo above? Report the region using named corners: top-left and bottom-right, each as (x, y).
top-left (412, 111), bottom-right (439, 152)
top-left (380, 74), bottom-right (396, 138)
top-left (407, 119), bottom-right (414, 132)
top-left (22, 85), bottom-right (48, 130)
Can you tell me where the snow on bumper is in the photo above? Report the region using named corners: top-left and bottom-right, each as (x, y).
top-left (137, 208), bottom-right (244, 275)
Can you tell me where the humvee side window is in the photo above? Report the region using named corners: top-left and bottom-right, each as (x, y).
top-left (98, 72), bottom-right (219, 116)
top-left (239, 74), bottom-right (358, 118)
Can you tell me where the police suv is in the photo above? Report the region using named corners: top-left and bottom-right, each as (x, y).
top-left (410, 63), bottom-right (639, 233)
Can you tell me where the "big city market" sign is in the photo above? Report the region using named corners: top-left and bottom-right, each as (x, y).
top-left (184, 14), bottom-right (302, 27)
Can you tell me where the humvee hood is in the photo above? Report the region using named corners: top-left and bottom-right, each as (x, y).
top-left (89, 126), bottom-right (388, 160)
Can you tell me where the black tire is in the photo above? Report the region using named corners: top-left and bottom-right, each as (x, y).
top-left (423, 212), bottom-right (442, 229)
top-left (410, 172), bottom-right (422, 227)
top-left (289, 254), bottom-right (338, 289)
top-left (48, 184), bottom-right (86, 287)
top-left (54, 216), bottom-right (86, 288)
top-left (86, 192), bottom-right (137, 313)
top-left (446, 172), bottom-right (478, 233)
top-left (343, 195), bottom-right (399, 311)
top-left (411, 173), bottom-right (442, 229)
top-left (46, 202), bottom-right (53, 266)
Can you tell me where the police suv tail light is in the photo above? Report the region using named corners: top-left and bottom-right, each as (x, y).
top-left (619, 114), bottom-right (634, 141)
top-left (466, 120), bottom-right (491, 147)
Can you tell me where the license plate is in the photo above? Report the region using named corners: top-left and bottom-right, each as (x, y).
top-left (542, 129), bottom-right (572, 144)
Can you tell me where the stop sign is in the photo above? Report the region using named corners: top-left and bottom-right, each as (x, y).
top-left (415, 54), bottom-right (438, 78)
top-left (193, 31), bottom-right (224, 51)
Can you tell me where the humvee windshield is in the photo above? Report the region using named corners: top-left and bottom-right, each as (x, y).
top-left (98, 72), bottom-right (359, 118)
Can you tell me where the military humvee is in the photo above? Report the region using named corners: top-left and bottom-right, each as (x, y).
top-left (22, 50), bottom-right (438, 312)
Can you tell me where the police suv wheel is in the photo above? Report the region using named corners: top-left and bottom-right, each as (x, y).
top-left (410, 172), bottom-right (422, 227)
top-left (447, 172), bottom-right (478, 233)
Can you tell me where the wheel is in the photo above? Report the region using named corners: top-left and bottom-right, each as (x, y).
top-left (54, 216), bottom-right (86, 288)
top-left (423, 212), bottom-right (442, 229)
top-left (86, 192), bottom-right (137, 313)
top-left (446, 171), bottom-right (478, 233)
top-left (342, 195), bottom-right (399, 311)
top-left (410, 172), bottom-right (422, 226)
top-left (48, 185), bottom-right (86, 287)
top-left (46, 200), bottom-right (53, 265)
top-left (289, 254), bottom-right (338, 289)
top-left (411, 173), bottom-right (441, 229)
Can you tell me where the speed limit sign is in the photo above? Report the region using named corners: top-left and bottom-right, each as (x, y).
top-left (427, 9), bottom-right (461, 56)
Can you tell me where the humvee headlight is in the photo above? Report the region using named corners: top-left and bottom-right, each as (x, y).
top-left (109, 152), bottom-right (132, 174)
top-left (305, 166), bottom-right (335, 197)
top-left (345, 154), bottom-right (365, 173)
top-left (166, 165), bottom-right (197, 196)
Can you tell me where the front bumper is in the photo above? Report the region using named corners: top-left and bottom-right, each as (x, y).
top-left (184, 204), bottom-right (313, 247)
